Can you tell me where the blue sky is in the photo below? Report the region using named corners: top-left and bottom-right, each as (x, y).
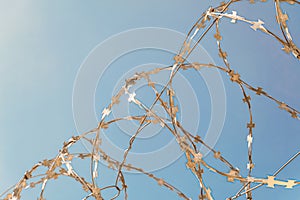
top-left (1, 1), bottom-right (300, 199)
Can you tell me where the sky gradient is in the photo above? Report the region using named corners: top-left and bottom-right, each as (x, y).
top-left (1, 1), bottom-right (300, 199)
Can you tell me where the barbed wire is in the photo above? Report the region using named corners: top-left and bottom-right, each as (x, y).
top-left (1, 0), bottom-right (299, 199)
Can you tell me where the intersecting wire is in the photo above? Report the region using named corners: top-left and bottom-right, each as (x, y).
top-left (1, 0), bottom-right (300, 200)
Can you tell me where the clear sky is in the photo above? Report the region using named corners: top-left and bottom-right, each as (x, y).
top-left (1, 1), bottom-right (300, 199)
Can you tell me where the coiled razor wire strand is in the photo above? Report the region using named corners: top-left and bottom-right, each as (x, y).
top-left (1, 0), bottom-right (300, 200)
